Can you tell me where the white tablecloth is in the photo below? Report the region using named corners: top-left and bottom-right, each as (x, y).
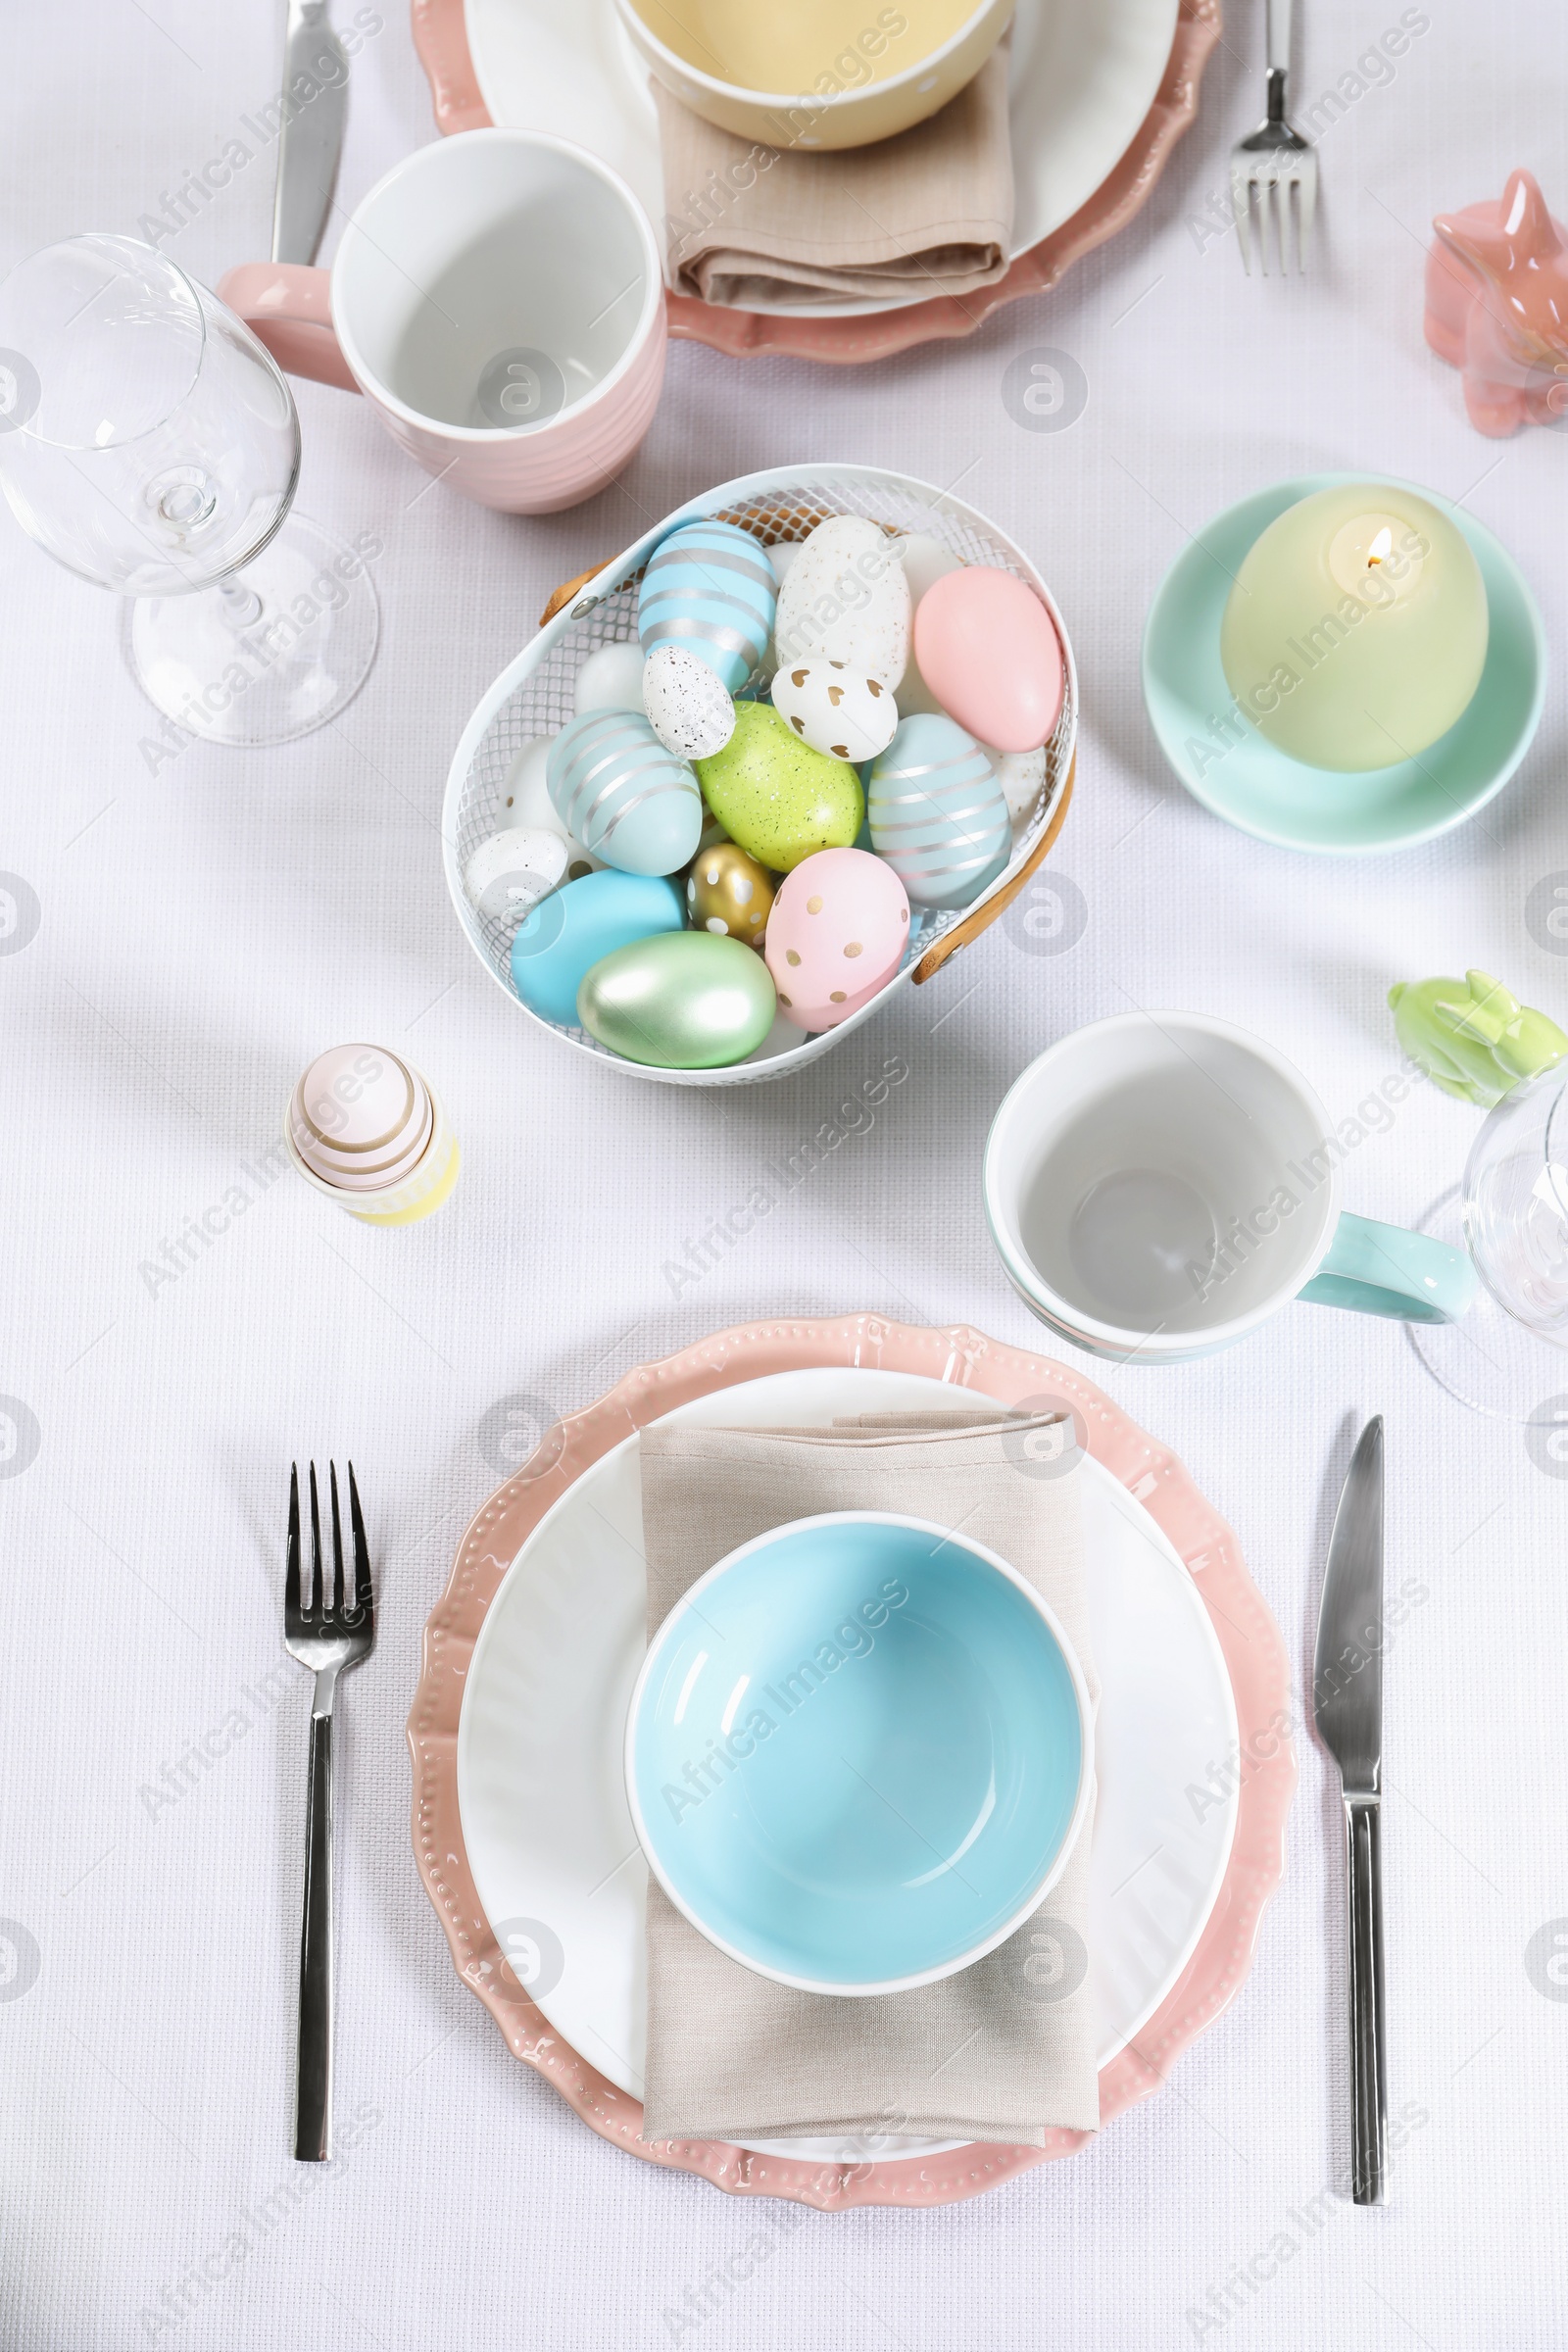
top-left (3, 3), bottom-right (1566, 2344)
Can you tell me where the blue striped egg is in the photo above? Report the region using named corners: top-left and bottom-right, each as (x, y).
top-left (867, 714), bottom-right (1012, 909)
top-left (637, 519), bottom-right (776, 696)
top-left (547, 709), bottom-right (703, 877)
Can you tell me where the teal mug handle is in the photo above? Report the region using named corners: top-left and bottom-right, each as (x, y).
top-left (1298, 1211), bottom-right (1476, 1325)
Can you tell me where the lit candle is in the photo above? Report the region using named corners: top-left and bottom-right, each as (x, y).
top-left (1219, 481), bottom-right (1489, 771)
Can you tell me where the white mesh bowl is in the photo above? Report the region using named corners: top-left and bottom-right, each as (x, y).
top-left (442, 464), bottom-right (1078, 1087)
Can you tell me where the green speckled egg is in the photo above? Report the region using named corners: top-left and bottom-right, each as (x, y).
top-left (577, 931), bottom-right (778, 1068)
top-left (694, 700), bottom-right (863, 873)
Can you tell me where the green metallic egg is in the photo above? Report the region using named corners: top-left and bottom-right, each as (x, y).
top-left (577, 930), bottom-right (778, 1068)
top-left (694, 700), bottom-right (863, 872)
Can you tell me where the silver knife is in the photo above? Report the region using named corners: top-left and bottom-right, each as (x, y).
top-left (271, 0), bottom-right (349, 267)
top-left (1313, 1415), bottom-right (1387, 2206)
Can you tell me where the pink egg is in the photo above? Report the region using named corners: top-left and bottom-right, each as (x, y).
top-left (911, 567), bottom-right (1064, 754)
top-left (764, 848), bottom-right (909, 1033)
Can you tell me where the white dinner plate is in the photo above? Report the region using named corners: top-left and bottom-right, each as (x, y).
top-left (458, 1367), bottom-right (1238, 2162)
top-left (464, 0), bottom-right (1181, 318)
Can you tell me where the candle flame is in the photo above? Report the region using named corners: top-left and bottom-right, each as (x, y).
top-left (1367, 527), bottom-right (1394, 567)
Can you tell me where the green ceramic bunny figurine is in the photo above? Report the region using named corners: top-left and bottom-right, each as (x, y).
top-left (1388, 969), bottom-right (1568, 1108)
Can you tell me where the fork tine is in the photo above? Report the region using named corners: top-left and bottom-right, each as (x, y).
top-left (347, 1462), bottom-right (371, 1620)
top-left (328, 1462), bottom-right (346, 1619)
top-left (286, 1464), bottom-right (302, 1625)
top-left (1261, 173), bottom-right (1277, 278)
top-left (1231, 163), bottom-right (1254, 276)
top-left (1297, 167), bottom-right (1316, 271)
top-left (308, 1461), bottom-right (322, 1617)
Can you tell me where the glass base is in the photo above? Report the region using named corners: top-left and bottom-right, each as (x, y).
top-left (129, 514), bottom-right (378, 747)
top-left (1408, 1186), bottom-right (1568, 1424)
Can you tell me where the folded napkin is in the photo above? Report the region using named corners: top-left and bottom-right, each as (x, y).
top-left (636, 1409), bottom-right (1099, 2148)
top-left (655, 46), bottom-right (1014, 310)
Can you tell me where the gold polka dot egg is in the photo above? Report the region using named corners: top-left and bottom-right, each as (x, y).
top-left (764, 847), bottom-right (909, 1032)
top-left (685, 840), bottom-right (775, 945)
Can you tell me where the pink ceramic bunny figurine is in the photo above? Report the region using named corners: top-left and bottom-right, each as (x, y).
top-left (1425, 170), bottom-right (1568, 435)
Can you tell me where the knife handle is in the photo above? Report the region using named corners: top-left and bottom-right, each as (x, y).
top-left (1345, 1795), bottom-right (1386, 2205)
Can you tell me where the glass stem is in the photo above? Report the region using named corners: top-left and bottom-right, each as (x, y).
top-left (219, 572), bottom-right (264, 630)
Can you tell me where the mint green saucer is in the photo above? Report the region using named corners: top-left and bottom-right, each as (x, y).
top-left (1141, 472), bottom-right (1546, 854)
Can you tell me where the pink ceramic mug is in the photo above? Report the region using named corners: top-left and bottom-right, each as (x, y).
top-left (218, 130), bottom-right (666, 514)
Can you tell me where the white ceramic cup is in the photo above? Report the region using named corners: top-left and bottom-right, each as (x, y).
top-left (983, 1012), bottom-right (1475, 1362)
top-left (218, 130), bottom-right (666, 514)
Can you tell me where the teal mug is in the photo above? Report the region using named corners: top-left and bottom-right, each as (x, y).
top-left (983, 1012), bottom-right (1476, 1363)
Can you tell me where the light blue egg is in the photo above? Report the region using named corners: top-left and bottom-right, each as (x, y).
top-left (868, 713), bottom-right (1011, 908)
top-left (637, 518), bottom-right (776, 697)
top-left (510, 870), bottom-right (685, 1028)
top-left (547, 709), bottom-right (703, 877)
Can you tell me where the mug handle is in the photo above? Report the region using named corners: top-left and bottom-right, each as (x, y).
top-left (216, 264), bottom-right (359, 395)
top-left (1298, 1210), bottom-right (1476, 1324)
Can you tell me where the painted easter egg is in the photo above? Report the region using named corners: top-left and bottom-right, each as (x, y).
top-left (868, 714), bottom-right (1011, 908)
top-left (499, 737), bottom-right (559, 831)
top-left (464, 826), bottom-right (569, 923)
top-left (694, 700), bottom-right (863, 873)
top-left (511, 870), bottom-right (685, 1028)
top-left (770, 658), bottom-right (898, 764)
top-left (764, 848), bottom-right (909, 1033)
top-left (499, 736), bottom-right (602, 877)
top-left (573, 640), bottom-right (648, 716)
top-left (577, 931), bottom-right (777, 1068)
top-left (912, 568), bottom-right (1064, 754)
top-left (772, 514), bottom-right (909, 688)
top-left (686, 840), bottom-right (776, 945)
top-left (548, 710), bottom-right (703, 876)
top-left (643, 643), bottom-right (736, 760)
top-left (637, 518), bottom-right (776, 696)
top-left (992, 743), bottom-right (1050, 825)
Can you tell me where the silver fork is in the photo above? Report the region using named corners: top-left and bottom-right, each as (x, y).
top-left (285, 1461), bottom-right (374, 2162)
top-left (1230, 0), bottom-right (1317, 274)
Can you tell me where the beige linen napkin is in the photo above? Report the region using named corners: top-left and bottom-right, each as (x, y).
top-left (655, 46), bottom-right (1014, 309)
top-left (637, 1410), bottom-right (1099, 2148)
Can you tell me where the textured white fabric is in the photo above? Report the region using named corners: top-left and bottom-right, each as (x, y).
top-left (1, 1), bottom-right (1565, 2346)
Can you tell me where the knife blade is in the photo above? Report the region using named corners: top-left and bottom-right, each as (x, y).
top-left (271, 0), bottom-right (349, 267)
top-left (1314, 1415), bottom-right (1384, 1792)
top-left (1313, 1414), bottom-right (1387, 2206)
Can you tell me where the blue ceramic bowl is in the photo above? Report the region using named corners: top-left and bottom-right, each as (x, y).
top-left (1142, 471), bottom-right (1547, 854)
top-left (624, 1511), bottom-right (1092, 1995)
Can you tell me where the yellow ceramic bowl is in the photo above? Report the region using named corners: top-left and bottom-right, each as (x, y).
top-left (615, 0), bottom-right (1014, 151)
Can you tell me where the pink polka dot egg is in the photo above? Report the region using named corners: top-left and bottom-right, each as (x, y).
top-left (764, 847), bottom-right (909, 1033)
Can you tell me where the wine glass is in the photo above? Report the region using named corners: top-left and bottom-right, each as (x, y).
top-left (1411, 1063), bottom-right (1568, 1424)
top-left (0, 232), bottom-right (376, 746)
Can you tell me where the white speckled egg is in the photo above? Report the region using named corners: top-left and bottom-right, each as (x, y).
top-left (868, 713), bottom-right (1012, 909)
top-left (769, 658), bottom-right (898, 764)
top-left (992, 743), bottom-right (1050, 825)
top-left (464, 827), bottom-right (569, 922)
top-left (772, 514), bottom-right (910, 689)
top-left (764, 847), bottom-right (909, 1032)
top-left (643, 643), bottom-right (736, 760)
top-left (573, 641), bottom-right (648, 715)
top-left (548, 709), bottom-right (703, 876)
top-left (767, 541), bottom-right (801, 593)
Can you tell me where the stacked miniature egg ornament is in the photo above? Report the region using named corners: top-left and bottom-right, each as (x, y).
top-left (475, 505), bottom-right (1064, 1072)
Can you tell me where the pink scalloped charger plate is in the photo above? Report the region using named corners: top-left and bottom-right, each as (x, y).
top-left (408, 1315), bottom-right (1294, 2209)
top-left (411, 0), bottom-right (1218, 363)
